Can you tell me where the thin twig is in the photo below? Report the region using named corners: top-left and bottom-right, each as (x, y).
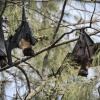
top-left (25, 75), bottom-right (48, 100)
top-left (23, 6), bottom-right (67, 27)
top-left (38, 18), bottom-right (100, 31)
top-left (12, 55), bottom-right (42, 79)
top-left (66, 2), bottom-right (99, 16)
top-left (14, 66), bottom-right (31, 100)
top-left (48, 54), bottom-right (68, 77)
top-left (90, 0), bottom-right (96, 27)
top-left (0, 0), bottom-right (7, 17)
top-left (53, 0), bottom-right (67, 39)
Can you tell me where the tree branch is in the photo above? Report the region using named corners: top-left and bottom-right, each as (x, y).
top-left (53, 0), bottom-right (67, 39)
top-left (0, 27), bottom-right (99, 72)
top-left (14, 66), bottom-right (31, 99)
top-left (90, 0), bottom-right (96, 27)
top-left (0, 0), bottom-right (7, 17)
top-left (38, 18), bottom-right (100, 31)
top-left (48, 54), bottom-right (68, 77)
top-left (25, 75), bottom-right (48, 100)
top-left (12, 55), bottom-right (42, 80)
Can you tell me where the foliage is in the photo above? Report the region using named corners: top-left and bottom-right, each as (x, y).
top-left (0, 0), bottom-right (100, 100)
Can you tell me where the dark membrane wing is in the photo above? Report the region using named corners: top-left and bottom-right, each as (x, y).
top-left (72, 39), bottom-right (85, 57)
top-left (5, 36), bottom-right (13, 65)
top-left (23, 22), bottom-right (37, 45)
top-left (21, 6), bottom-right (37, 45)
top-left (0, 19), bottom-right (7, 56)
top-left (0, 49), bottom-right (6, 56)
top-left (13, 14), bottom-right (37, 46)
top-left (81, 29), bottom-right (94, 45)
top-left (12, 24), bottom-right (23, 47)
top-left (22, 6), bottom-right (26, 21)
top-left (80, 29), bottom-right (95, 60)
top-left (0, 18), bottom-right (7, 67)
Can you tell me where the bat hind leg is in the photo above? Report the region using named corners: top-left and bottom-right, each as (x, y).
top-left (23, 48), bottom-right (35, 56)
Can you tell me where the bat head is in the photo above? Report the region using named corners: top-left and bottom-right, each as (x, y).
top-left (77, 56), bottom-right (90, 77)
top-left (19, 38), bottom-right (35, 56)
top-left (78, 68), bottom-right (88, 77)
top-left (23, 48), bottom-right (35, 56)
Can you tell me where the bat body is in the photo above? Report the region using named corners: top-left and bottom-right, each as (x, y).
top-left (72, 29), bottom-right (96, 77)
top-left (0, 18), bottom-right (7, 67)
top-left (6, 7), bottom-right (37, 65)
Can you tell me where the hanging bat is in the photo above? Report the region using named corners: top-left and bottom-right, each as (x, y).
top-left (72, 29), bottom-right (95, 77)
top-left (0, 18), bottom-right (7, 68)
top-left (6, 6), bottom-right (37, 65)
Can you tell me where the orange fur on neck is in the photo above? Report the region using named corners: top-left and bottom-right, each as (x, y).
top-left (19, 38), bottom-right (31, 50)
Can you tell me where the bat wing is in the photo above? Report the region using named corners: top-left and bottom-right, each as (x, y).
top-left (23, 22), bottom-right (37, 45)
top-left (0, 19), bottom-right (7, 56)
top-left (72, 29), bottom-right (94, 64)
top-left (12, 6), bottom-right (37, 47)
top-left (0, 18), bottom-right (8, 67)
top-left (72, 37), bottom-right (85, 57)
top-left (80, 29), bottom-right (94, 60)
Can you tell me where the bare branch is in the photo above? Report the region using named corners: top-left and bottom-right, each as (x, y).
top-left (14, 66), bottom-right (31, 99)
top-left (12, 55), bottom-right (42, 80)
top-left (38, 18), bottom-right (100, 31)
top-left (0, 0), bottom-right (7, 17)
top-left (90, 0), bottom-right (96, 27)
top-left (53, 0), bottom-right (67, 39)
top-left (25, 75), bottom-right (48, 100)
top-left (75, 0), bottom-right (100, 3)
top-left (48, 54), bottom-right (68, 77)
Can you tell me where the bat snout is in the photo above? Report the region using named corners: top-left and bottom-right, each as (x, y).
top-left (23, 48), bottom-right (35, 57)
top-left (78, 69), bottom-right (88, 77)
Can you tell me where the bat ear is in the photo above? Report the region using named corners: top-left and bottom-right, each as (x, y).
top-left (0, 18), bottom-right (8, 67)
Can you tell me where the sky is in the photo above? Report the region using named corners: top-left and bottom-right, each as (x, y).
top-left (2, 1), bottom-right (100, 99)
